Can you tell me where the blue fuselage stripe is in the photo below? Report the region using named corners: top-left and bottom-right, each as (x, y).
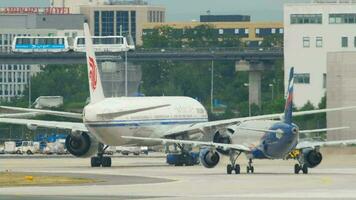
top-left (15, 44), bottom-right (65, 49)
top-left (86, 118), bottom-right (208, 128)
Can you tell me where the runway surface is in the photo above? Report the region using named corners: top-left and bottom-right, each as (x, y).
top-left (1, 152), bottom-right (356, 200)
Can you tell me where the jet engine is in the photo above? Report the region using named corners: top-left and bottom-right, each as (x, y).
top-left (65, 132), bottom-right (98, 158)
top-left (301, 149), bottom-right (323, 168)
top-left (213, 128), bottom-right (234, 155)
top-left (199, 148), bottom-right (220, 168)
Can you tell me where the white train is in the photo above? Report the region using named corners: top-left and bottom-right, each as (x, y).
top-left (11, 36), bottom-right (70, 53)
top-left (12, 35), bottom-right (135, 53)
top-left (73, 36), bottom-right (135, 52)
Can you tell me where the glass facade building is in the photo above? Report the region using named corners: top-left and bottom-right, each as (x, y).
top-left (84, 5), bottom-right (165, 45)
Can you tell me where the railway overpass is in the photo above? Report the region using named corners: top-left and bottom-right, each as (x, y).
top-left (0, 48), bottom-right (283, 65)
top-left (0, 47), bottom-right (284, 107)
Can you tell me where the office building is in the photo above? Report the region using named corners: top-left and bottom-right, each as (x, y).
top-left (143, 21), bottom-right (283, 46)
top-left (284, 0), bottom-right (356, 107)
top-left (80, 0), bottom-right (166, 45)
top-left (200, 14), bottom-right (250, 22)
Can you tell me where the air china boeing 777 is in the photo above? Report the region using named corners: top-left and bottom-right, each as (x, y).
top-left (1, 23), bottom-right (356, 172)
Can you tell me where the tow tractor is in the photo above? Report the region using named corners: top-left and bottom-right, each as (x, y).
top-left (165, 144), bottom-right (199, 166)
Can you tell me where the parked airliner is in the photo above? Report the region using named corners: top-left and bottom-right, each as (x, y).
top-left (0, 24), bottom-right (355, 171)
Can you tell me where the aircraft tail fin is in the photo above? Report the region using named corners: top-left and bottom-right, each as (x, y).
top-left (284, 67), bottom-right (294, 124)
top-left (84, 23), bottom-right (105, 104)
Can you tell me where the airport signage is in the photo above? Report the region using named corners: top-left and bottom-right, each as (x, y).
top-left (1, 7), bottom-right (70, 15)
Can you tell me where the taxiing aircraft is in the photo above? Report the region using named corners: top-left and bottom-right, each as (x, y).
top-left (123, 68), bottom-right (356, 174)
top-left (0, 24), bottom-right (355, 171)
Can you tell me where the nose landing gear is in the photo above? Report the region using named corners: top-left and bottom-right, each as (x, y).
top-left (226, 151), bottom-right (241, 174)
top-left (246, 159), bottom-right (254, 174)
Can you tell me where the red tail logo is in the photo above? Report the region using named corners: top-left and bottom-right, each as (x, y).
top-left (89, 56), bottom-right (97, 90)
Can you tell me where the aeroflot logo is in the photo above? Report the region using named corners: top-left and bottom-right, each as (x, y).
top-left (285, 77), bottom-right (294, 109)
top-left (89, 57), bottom-right (97, 90)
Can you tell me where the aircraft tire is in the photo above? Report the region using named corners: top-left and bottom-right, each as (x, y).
top-left (234, 164), bottom-right (240, 174)
top-left (91, 157), bottom-right (101, 167)
top-left (227, 164), bottom-right (232, 174)
top-left (102, 157), bottom-right (112, 167)
top-left (294, 164), bottom-right (300, 174)
top-left (302, 165), bottom-right (308, 174)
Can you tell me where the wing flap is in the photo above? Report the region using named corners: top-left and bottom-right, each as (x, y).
top-left (0, 106), bottom-right (82, 119)
top-left (0, 118), bottom-right (87, 132)
top-left (122, 136), bottom-right (251, 152)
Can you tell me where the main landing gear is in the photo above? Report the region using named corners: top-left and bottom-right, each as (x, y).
top-left (226, 152), bottom-right (255, 175)
top-left (226, 151), bottom-right (241, 174)
top-left (246, 159), bottom-right (254, 174)
top-left (91, 144), bottom-right (112, 167)
top-left (294, 163), bottom-right (308, 174)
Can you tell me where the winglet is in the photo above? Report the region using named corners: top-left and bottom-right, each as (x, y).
top-left (284, 67), bottom-right (294, 124)
top-left (84, 23), bottom-right (105, 104)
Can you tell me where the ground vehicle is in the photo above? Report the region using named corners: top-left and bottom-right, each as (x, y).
top-left (167, 152), bottom-right (200, 166)
top-left (11, 36), bottom-right (70, 53)
top-left (19, 141), bottom-right (36, 154)
top-left (4, 141), bottom-right (17, 154)
top-left (73, 36), bottom-right (133, 52)
top-left (0, 146), bottom-right (4, 154)
top-left (118, 146), bottom-right (141, 156)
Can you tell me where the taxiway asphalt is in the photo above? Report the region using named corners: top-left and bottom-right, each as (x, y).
top-left (1, 151), bottom-right (356, 200)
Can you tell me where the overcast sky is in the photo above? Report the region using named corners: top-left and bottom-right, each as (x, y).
top-left (0, 0), bottom-right (49, 7)
top-left (0, 0), bottom-right (310, 22)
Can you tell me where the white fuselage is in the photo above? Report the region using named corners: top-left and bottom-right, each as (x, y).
top-left (83, 96), bottom-right (208, 146)
top-left (231, 120), bottom-right (277, 149)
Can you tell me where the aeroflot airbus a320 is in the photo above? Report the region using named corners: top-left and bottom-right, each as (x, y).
top-left (1, 23), bottom-right (356, 173)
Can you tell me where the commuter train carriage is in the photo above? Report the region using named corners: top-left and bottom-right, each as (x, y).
top-left (73, 36), bottom-right (135, 52)
top-left (11, 36), bottom-right (70, 53)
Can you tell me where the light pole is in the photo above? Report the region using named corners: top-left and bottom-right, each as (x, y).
top-left (28, 66), bottom-right (31, 108)
top-left (210, 59), bottom-right (214, 113)
top-left (125, 50), bottom-right (128, 97)
top-left (244, 83), bottom-right (251, 116)
top-left (269, 83), bottom-right (274, 101)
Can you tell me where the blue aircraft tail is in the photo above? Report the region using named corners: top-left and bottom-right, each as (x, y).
top-left (284, 67), bottom-right (294, 125)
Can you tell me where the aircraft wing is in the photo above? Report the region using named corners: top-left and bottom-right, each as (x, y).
top-left (0, 112), bottom-right (40, 118)
top-left (0, 118), bottom-right (87, 132)
top-left (296, 139), bottom-right (356, 149)
top-left (0, 106), bottom-right (82, 119)
top-left (162, 106), bottom-right (356, 138)
top-left (122, 136), bottom-right (251, 152)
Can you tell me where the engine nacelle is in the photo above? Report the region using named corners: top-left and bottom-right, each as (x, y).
top-left (301, 149), bottom-right (323, 168)
top-left (213, 128), bottom-right (234, 155)
top-left (199, 148), bottom-right (220, 168)
top-left (65, 132), bottom-right (98, 158)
